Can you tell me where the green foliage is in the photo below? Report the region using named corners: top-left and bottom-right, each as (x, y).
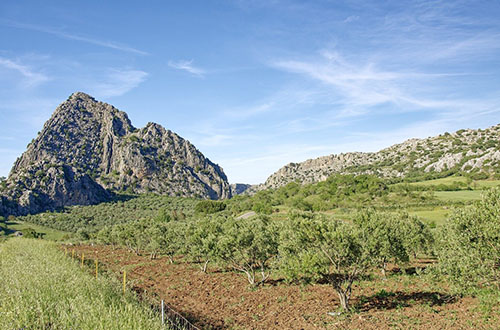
top-left (436, 188), bottom-right (500, 292)
top-left (216, 215), bottom-right (278, 285)
top-left (194, 200), bottom-right (226, 214)
top-left (278, 214), bottom-right (377, 310)
top-left (17, 194), bottom-right (197, 235)
top-left (21, 227), bottom-right (44, 239)
top-left (128, 135), bottom-right (141, 143)
top-left (354, 212), bottom-right (409, 278)
top-left (185, 215), bottom-right (227, 272)
top-left (0, 238), bottom-right (162, 329)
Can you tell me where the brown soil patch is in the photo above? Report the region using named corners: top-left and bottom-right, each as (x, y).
top-left (68, 245), bottom-right (499, 330)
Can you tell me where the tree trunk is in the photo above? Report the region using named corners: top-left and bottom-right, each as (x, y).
top-left (243, 269), bottom-right (256, 286)
top-left (200, 259), bottom-right (209, 273)
top-left (337, 290), bottom-right (350, 311)
top-left (381, 261), bottom-right (387, 280)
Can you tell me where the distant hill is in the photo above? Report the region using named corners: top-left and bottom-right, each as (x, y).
top-left (0, 92), bottom-right (231, 215)
top-left (248, 124), bottom-right (500, 192)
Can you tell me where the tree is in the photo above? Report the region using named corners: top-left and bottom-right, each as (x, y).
top-left (279, 214), bottom-right (377, 311)
top-left (185, 216), bottom-right (226, 272)
top-left (436, 188), bottom-right (500, 292)
top-left (194, 200), bottom-right (226, 215)
top-left (148, 221), bottom-right (184, 262)
top-left (398, 213), bottom-right (433, 259)
top-left (216, 215), bottom-right (278, 286)
top-left (354, 211), bottom-right (409, 279)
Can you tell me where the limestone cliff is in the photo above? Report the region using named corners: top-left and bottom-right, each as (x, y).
top-left (0, 92), bottom-right (231, 215)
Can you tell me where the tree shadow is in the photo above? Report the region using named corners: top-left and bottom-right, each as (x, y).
top-left (355, 290), bottom-right (456, 312)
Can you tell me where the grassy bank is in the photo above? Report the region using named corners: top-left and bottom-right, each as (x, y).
top-left (0, 238), bottom-right (164, 329)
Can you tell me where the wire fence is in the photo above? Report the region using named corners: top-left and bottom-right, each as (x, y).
top-left (65, 246), bottom-right (200, 330)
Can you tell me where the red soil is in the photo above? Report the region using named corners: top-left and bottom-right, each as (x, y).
top-left (69, 245), bottom-right (498, 329)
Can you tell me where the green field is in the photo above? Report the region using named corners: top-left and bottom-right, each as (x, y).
top-left (4, 220), bottom-right (70, 240)
top-left (407, 207), bottom-right (450, 225)
top-left (434, 190), bottom-right (484, 202)
top-left (407, 176), bottom-right (468, 186)
top-left (406, 176), bottom-right (500, 190)
top-left (0, 238), bottom-right (164, 329)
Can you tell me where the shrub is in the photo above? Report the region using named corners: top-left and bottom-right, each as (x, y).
top-left (194, 200), bottom-right (226, 214)
top-left (436, 188), bottom-right (500, 292)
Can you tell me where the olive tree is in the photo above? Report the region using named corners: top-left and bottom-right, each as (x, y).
top-left (436, 188), bottom-right (500, 292)
top-left (355, 211), bottom-right (409, 279)
top-left (216, 215), bottom-right (278, 286)
top-left (279, 214), bottom-right (377, 311)
top-left (157, 221), bottom-right (185, 263)
top-left (398, 213), bottom-right (434, 259)
top-left (185, 215), bottom-right (226, 272)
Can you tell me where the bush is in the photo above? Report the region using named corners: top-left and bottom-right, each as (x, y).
top-left (194, 200), bottom-right (226, 214)
top-left (436, 188), bottom-right (500, 292)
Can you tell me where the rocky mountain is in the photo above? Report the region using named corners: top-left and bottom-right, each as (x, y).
top-left (255, 124), bottom-right (500, 191)
top-left (0, 92), bottom-right (231, 216)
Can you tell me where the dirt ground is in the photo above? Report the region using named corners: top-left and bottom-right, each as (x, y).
top-left (69, 245), bottom-right (499, 330)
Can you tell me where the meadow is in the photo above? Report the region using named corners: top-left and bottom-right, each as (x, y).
top-left (0, 238), bottom-right (165, 329)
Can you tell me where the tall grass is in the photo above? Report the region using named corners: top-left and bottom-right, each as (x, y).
top-left (0, 238), bottom-right (164, 329)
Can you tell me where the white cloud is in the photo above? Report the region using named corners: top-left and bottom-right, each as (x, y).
top-left (90, 69), bottom-right (148, 98)
top-left (0, 57), bottom-right (49, 87)
top-left (1, 20), bottom-right (148, 55)
top-left (168, 60), bottom-right (205, 77)
top-left (343, 15), bottom-right (359, 23)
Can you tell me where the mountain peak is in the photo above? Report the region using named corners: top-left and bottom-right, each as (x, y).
top-left (69, 91), bottom-right (96, 101)
top-left (0, 94), bottom-right (231, 216)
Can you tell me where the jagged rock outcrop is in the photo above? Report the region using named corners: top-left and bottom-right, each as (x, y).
top-left (257, 124), bottom-right (500, 191)
top-left (230, 183), bottom-right (253, 195)
top-left (0, 92), bottom-right (231, 216)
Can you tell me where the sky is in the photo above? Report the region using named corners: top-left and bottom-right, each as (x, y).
top-left (1, 0), bottom-right (500, 184)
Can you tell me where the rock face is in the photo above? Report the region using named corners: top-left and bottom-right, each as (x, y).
top-left (256, 125), bottom-right (500, 191)
top-left (0, 92), bottom-right (231, 215)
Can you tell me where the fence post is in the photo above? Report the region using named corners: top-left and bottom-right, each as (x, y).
top-left (161, 300), bottom-right (165, 325)
top-left (95, 259), bottom-right (98, 279)
top-left (72, 250), bottom-right (75, 260)
top-left (123, 271), bottom-right (126, 294)
top-left (81, 253), bottom-right (85, 267)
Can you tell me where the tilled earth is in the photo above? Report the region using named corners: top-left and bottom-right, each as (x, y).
top-left (69, 245), bottom-right (498, 329)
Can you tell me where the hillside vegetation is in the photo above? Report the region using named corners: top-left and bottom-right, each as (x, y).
top-left (0, 238), bottom-right (163, 329)
top-left (258, 124), bottom-right (500, 191)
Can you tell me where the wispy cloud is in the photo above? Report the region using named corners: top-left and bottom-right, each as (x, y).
top-left (1, 20), bottom-right (148, 55)
top-left (0, 56), bottom-right (49, 87)
top-left (343, 15), bottom-right (359, 23)
top-left (272, 49), bottom-right (485, 119)
top-left (90, 69), bottom-right (148, 98)
top-left (168, 60), bottom-right (205, 77)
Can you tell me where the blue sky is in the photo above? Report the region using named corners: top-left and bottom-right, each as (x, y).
top-left (1, 0), bottom-right (500, 184)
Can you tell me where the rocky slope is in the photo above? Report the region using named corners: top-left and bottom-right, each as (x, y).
top-left (256, 124), bottom-right (500, 191)
top-left (0, 92), bottom-right (231, 215)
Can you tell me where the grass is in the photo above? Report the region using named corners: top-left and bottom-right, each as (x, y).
top-left (434, 190), bottom-right (483, 202)
top-left (407, 207), bottom-right (450, 225)
top-left (407, 176), bottom-right (468, 186)
top-left (0, 238), bottom-right (165, 329)
top-left (4, 220), bottom-right (70, 241)
top-left (405, 176), bottom-right (500, 190)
